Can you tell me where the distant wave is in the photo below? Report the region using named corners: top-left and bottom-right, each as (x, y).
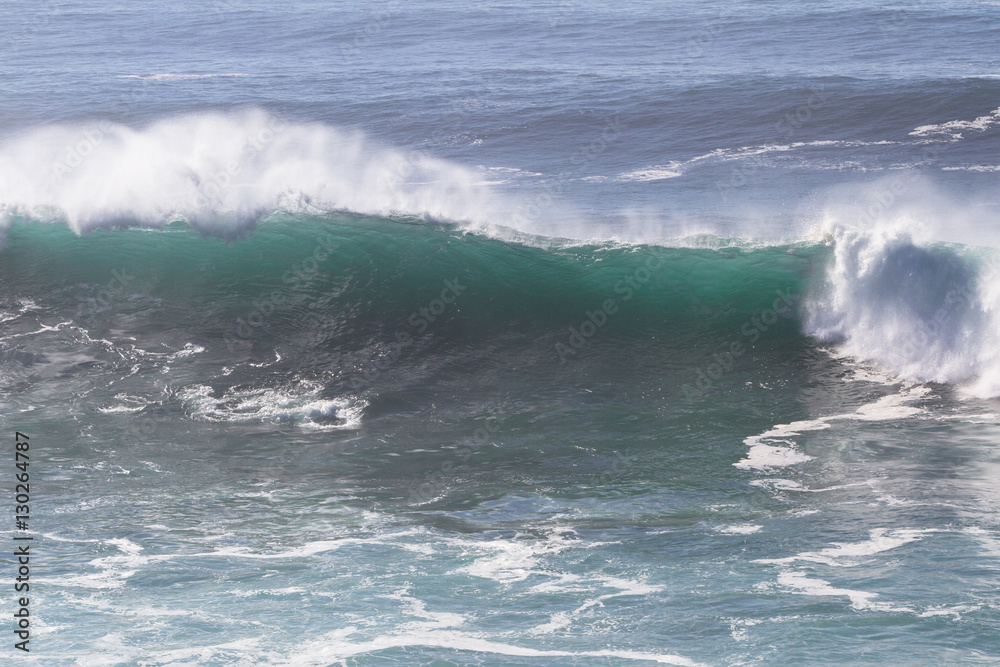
top-left (117, 73), bottom-right (250, 81)
top-left (908, 106), bottom-right (1000, 140)
top-left (616, 140), bottom-right (899, 182)
top-left (620, 103), bottom-right (1000, 181)
top-left (942, 165), bottom-right (1000, 173)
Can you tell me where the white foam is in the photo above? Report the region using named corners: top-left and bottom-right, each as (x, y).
top-left (777, 571), bottom-right (912, 612)
top-left (286, 629), bottom-right (704, 666)
top-left (716, 524), bottom-right (762, 535)
top-left (735, 419), bottom-right (828, 471)
top-left (97, 393), bottom-right (153, 414)
top-left (942, 165), bottom-right (1000, 172)
top-left (749, 478), bottom-right (805, 491)
top-left (617, 163), bottom-right (684, 182)
top-left (736, 444), bottom-right (813, 470)
top-left (526, 575), bottom-right (662, 636)
top-left (474, 165), bottom-right (544, 185)
top-left (757, 528), bottom-right (932, 567)
top-left (180, 381), bottom-right (365, 429)
top-left (918, 604), bottom-right (982, 620)
top-left (804, 220), bottom-right (1000, 398)
top-left (0, 110), bottom-right (507, 243)
top-left (182, 528), bottom-right (434, 562)
top-left (854, 388), bottom-right (929, 420)
top-left (55, 538), bottom-right (150, 589)
top-left (76, 635), bottom-right (269, 667)
top-left (956, 413), bottom-right (997, 423)
top-left (532, 610), bottom-right (573, 634)
top-left (386, 590), bottom-right (466, 631)
top-left (171, 342), bottom-right (205, 357)
top-left (834, 356), bottom-right (905, 386)
top-left (445, 530), bottom-right (662, 636)
top-left (909, 106), bottom-right (1000, 140)
top-left (198, 540), bottom-right (350, 560)
top-left (737, 386), bottom-right (932, 471)
top-left (117, 73), bottom-right (249, 81)
top-left (617, 140), bottom-right (900, 182)
top-left (453, 534), bottom-right (567, 583)
top-left (727, 618), bottom-right (761, 642)
top-left (524, 572), bottom-right (584, 595)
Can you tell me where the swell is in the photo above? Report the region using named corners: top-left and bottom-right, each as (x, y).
top-left (0, 216), bottom-right (819, 426)
top-left (2, 214), bottom-right (999, 398)
top-left (0, 214), bottom-right (817, 341)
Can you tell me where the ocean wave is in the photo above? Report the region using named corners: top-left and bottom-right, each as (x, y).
top-left (616, 139), bottom-right (900, 182)
top-left (942, 165), bottom-right (1000, 172)
top-left (4, 182), bottom-right (1000, 399)
top-left (908, 106), bottom-right (1000, 140)
top-left (116, 73), bottom-right (250, 81)
top-left (803, 221), bottom-right (1000, 397)
top-left (0, 110), bottom-right (506, 243)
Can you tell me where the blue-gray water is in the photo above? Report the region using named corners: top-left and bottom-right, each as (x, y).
top-left (1, 1), bottom-right (1000, 665)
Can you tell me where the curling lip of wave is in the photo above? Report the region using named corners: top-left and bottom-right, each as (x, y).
top-left (803, 222), bottom-right (1000, 398)
top-left (0, 110), bottom-right (506, 238)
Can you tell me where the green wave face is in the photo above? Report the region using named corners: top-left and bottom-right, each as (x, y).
top-left (0, 215), bottom-right (833, 423)
top-left (0, 213), bottom-right (820, 344)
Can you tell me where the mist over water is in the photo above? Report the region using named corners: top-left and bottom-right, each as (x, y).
top-left (0, 111), bottom-right (508, 238)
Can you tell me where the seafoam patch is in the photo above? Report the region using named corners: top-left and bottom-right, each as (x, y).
top-left (776, 571), bottom-right (913, 613)
top-left (179, 381), bottom-right (365, 429)
top-left (735, 387), bottom-right (929, 470)
top-left (716, 524), bottom-right (763, 535)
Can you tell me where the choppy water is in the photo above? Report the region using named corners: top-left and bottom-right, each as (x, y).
top-left (2, 1), bottom-right (1000, 665)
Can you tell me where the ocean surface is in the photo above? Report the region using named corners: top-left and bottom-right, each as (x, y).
top-left (1, 1), bottom-right (1000, 664)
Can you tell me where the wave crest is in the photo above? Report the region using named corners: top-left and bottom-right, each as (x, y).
top-left (804, 222), bottom-right (1000, 397)
top-left (0, 110), bottom-right (504, 240)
